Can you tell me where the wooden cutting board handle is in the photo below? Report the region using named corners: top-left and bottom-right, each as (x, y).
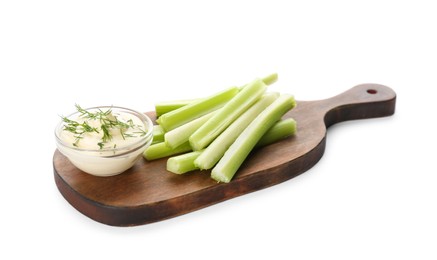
top-left (316, 83), bottom-right (396, 126)
top-left (53, 83), bottom-right (396, 226)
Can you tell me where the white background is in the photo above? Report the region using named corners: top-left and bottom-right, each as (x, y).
top-left (1, 0), bottom-right (436, 259)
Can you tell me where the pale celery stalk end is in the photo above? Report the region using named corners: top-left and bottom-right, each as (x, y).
top-left (211, 170), bottom-right (231, 183)
top-left (261, 73), bottom-right (278, 86)
top-left (166, 151), bottom-right (202, 174)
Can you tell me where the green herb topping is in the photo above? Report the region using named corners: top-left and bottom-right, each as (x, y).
top-left (61, 105), bottom-right (147, 149)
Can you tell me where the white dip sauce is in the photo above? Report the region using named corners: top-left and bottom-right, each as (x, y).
top-left (59, 110), bottom-right (146, 151)
top-left (56, 106), bottom-right (152, 176)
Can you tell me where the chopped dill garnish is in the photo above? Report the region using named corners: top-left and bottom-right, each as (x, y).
top-left (61, 105), bottom-right (146, 149)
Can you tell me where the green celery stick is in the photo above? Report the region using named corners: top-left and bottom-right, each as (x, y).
top-left (239, 73), bottom-right (278, 89)
top-left (155, 99), bottom-right (196, 117)
top-left (166, 118), bottom-right (297, 174)
top-left (157, 86), bottom-right (239, 131)
top-left (143, 141), bottom-right (192, 160)
top-left (164, 111), bottom-right (216, 149)
top-left (189, 78), bottom-right (267, 151)
top-left (256, 118), bottom-right (296, 147)
top-left (167, 150), bottom-right (204, 174)
top-left (260, 73), bottom-right (278, 86)
top-left (211, 94), bottom-right (296, 183)
top-left (154, 73), bottom-right (278, 116)
top-left (152, 125), bottom-right (165, 145)
top-left (194, 92), bottom-right (279, 170)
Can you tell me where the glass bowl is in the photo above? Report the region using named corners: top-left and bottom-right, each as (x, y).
top-left (55, 106), bottom-right (153, 177)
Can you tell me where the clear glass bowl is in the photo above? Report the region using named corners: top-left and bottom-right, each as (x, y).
top-left (55, 106), bottom-right (153, 177)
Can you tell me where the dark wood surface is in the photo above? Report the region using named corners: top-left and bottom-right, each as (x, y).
top-left (53, 84), bottom-right (396, 226)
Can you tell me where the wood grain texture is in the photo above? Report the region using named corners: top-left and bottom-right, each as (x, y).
top-left (53, 84), bottom-right (396, 226)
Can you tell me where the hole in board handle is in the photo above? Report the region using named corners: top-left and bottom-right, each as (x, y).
top-left (367, 89), bottom-right (377, 94)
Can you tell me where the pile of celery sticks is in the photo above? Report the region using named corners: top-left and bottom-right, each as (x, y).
top-left (143, 73), bottom-right (297, 183)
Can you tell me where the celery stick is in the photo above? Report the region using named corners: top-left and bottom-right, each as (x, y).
top-left (143, 141), bottom-right (192, 160)
top-left (260, 73), bottom-right (278, 86)
top-left (154, 73), bottom-right (278, 116)
top-left (155, 99), bottom-right (196, 117)
top-left (189, 78), bottom-right (267, 151)
top-left (152, 125), bottom-right (165, 144)
top-left (167, 150), bottom-right (203, 174)
top-left (211, 94), bottom-right (296, 183)
top-left (166, 151), bottom-right (200, 174)
top-left (194, 92), bottom-right (279, 170)
top-left (164, 111), bottom-right (216, 149)
top-left (239, 73), bottom-right (278, 89)
top-left (255, 118), bottom-right (296, 147)
top-left (157, 87), bottom-right (239, 131)
top-left (166, 118), bottom-right (296, 174)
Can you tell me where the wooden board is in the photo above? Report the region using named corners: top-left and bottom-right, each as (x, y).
top-left (53, 84), bottom-right (396, 226)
